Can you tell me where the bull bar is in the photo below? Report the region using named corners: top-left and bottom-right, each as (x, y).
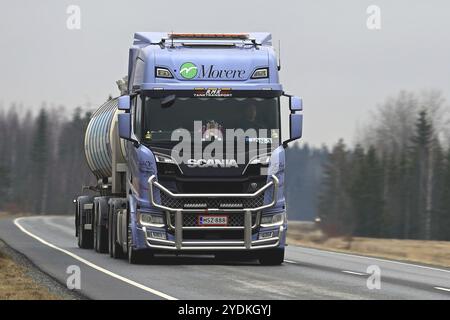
top-left (146, 174), bottom-right (281, 250)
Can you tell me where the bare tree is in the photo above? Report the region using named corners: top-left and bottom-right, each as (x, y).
top-left (359, 90), bottom-right (449, 159)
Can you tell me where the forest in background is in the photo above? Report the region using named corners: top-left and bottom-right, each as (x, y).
top-left (318, 90), bottom-right (450, 241)
top-left (0, 106), bottom-right (95, 215)
top-left (0, 103), bottom-right (324, 221)
top-left (1, 89), bottom-right (449, 241)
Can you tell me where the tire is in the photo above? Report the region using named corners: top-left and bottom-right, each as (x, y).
top-left (74, 198), bottom-right (79, 237)
top-left (108, 201), bottom-right (114, 257)
top-left (109, 199), bottom-right (124, 259)
top-left (126, 216), bottom-right (153, 264)
top-left (77, 196), bottom-right (93, 249)
top-left (127, 225), bottom-right (144, 264)
top-left (94, 198), bottom-right (109, 253)
top-left (258, 248), bottom-right (285, 266)
top-left (93, 203), bottom-right (99, 252)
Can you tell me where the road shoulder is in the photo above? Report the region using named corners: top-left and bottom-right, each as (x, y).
top-left (0, 239), bottom-right (84, 300)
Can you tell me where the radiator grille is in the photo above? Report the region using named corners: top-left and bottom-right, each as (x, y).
top-left (160, 191), bottom-right (264, 210)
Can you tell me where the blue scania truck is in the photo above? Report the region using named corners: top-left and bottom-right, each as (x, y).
top-left (75, 32), bottom-right (303, 265)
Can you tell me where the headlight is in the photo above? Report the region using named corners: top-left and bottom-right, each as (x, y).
top-left (251, 68), bottom-right (269, 79)
top-left (155, 67), bottom-right (174, 78)
top-left (249, 153), bottom-right (271, 165)
top-left (260, 212), bottom-right (285, 227)
top-left (139, 212), bottom-right (165, 227)
top-left (154, 153), bottom-right (175, 164)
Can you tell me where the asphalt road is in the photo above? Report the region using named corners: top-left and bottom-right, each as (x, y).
top-left (0, 216), bottom-right (449, 300)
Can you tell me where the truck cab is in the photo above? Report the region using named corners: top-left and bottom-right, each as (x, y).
top-left (76, 32), bottom-right (303, 265)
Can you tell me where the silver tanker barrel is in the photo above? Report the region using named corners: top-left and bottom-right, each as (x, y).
top-left (84, 98), bottom-right (126, 181)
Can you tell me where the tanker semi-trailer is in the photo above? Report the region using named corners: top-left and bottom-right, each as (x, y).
top-left (74, 32), bottom-right (303, 265)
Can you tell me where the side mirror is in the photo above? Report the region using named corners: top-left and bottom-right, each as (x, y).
top-left (118, 113), bottom-right (132, 140)
top-left (290, 114), bottom-right (303, 140)
top-left (290, 96), bottom-right (302, 111)
top-left (283, 114), bottom-right (303, 147)
top-left (118, 95), bottom-right (131, 111)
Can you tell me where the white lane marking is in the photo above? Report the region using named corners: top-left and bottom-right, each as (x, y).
top-left (342, 270), bottom-right (366, 276)
top-left (43, 218), bottom-right (74, 234)
top-left (291, 246), bottom-right (450, 275)
top-left (14, 217), bottom-right (177, 300)
top-left (435, 287), bottom-right (450, 292)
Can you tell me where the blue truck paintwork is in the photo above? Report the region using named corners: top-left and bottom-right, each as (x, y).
top-left (76, 32), bottom-right (301, 265)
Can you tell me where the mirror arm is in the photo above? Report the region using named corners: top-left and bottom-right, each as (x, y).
top-left (282, 137), bottom-right (295, 149)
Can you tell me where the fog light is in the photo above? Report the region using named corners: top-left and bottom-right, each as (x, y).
top-left (149, 231), bottom-right (166, 240)
top-left (259, 231), bottom-right (273, 240)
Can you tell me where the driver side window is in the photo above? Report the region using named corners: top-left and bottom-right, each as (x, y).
top-left (133, 95), bottom-right (142, 139)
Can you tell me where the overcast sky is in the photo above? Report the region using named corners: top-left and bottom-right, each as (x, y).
top-left (1, 0), bottom-right (449, 147)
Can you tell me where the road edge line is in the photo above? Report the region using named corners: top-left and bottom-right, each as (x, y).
top-left (13, 217), bottom-right (177, 300)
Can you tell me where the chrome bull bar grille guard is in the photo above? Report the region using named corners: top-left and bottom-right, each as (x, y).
top-left (147, 174), bottom-right (280, 250)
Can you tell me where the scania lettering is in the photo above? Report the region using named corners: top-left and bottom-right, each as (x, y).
top-left (186, 159), bottom-right (239, 168)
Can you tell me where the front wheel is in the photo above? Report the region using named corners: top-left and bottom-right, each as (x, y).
top-left (258, 248), bottom-right (285, 266)
top-left (127, 225), bottom-right (146, 264)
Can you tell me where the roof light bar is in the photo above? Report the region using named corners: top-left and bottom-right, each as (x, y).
top-left (169, 33), bottom-right (249, 40)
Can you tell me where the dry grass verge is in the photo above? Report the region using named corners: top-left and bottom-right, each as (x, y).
top-left (0, 212), bottom-right (61, 300)
top-left (0, 248), bottom-right (60, 300)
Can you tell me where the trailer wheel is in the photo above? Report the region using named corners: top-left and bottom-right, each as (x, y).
top-left (77, 196), bottom-right (93, 249)
top-left (258, 248), bottom-right (285, 266)
top-left (93, 203), bottom-right (99, 252)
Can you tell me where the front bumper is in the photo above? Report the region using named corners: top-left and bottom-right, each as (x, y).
top-left (142, 224), bottom-right (284, 251)
top-left (145, 174), bottom-right (283, 251)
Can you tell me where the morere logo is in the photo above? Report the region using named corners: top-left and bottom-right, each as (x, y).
top-left (180, 62), bottom-right (198, 79)
top-left (179, 63), bottom-right (246, 80)
top-left (200, 65), bottom-right (246, 79)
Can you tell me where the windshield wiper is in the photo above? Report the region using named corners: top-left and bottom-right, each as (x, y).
top-left (160, 95), bottom-right (176, 108)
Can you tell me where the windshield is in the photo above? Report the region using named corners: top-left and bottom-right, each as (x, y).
top-left (140, 96), bottom-right (280, 145)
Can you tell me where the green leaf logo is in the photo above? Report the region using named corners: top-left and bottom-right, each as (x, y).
top-left (180, 62), bottom-right (198, 79)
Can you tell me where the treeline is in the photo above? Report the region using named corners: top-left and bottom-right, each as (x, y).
top-left (0, 105), bottom-right (95, 214)
top-left (285, 144), bottom-right (327, 221)
top-left (318, 90), bottom-right (450, 241)
top-left (2, 90), bottom-right (450, 243)
top-left (0, 102), bottom-right (326, 217)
